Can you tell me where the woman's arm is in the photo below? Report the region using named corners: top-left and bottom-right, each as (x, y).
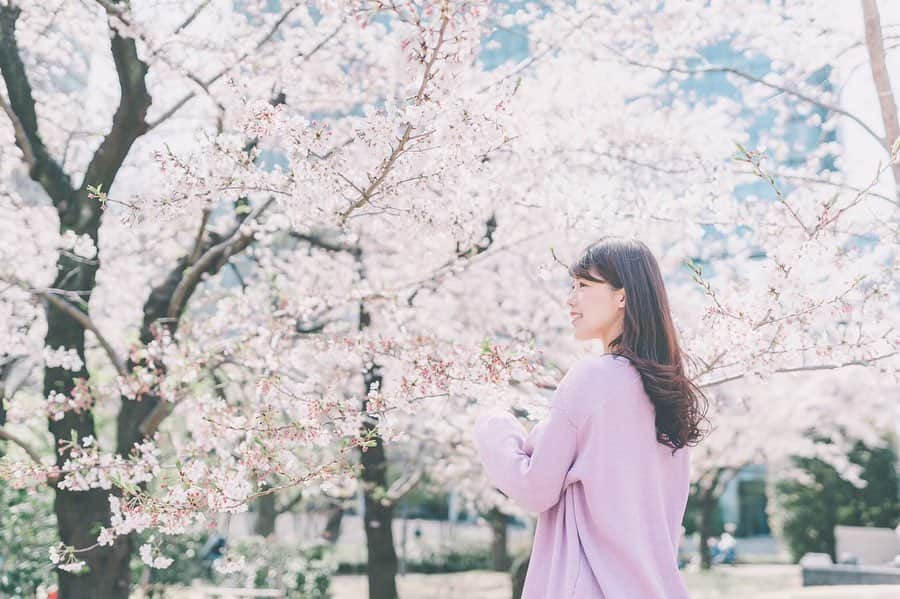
top-left (472, 354), bottom-right (630, 513)
top-left (473, 405), bottom-right (577, 513)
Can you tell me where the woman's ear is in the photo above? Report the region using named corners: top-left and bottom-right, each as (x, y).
top-left (617, 290), bottom-right (626, 308)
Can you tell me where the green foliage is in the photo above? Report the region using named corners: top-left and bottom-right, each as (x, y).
top-left (682, 489), bottom-right (724, 537)
top-left (336, 546), bottom-right (492, 575)
top-left (133, 533), bottom-right (334, 598)
top-left (218, 537), bottom-right (335, 598)
top-left (407, 547), bottom-right (493, 573)
top-left (774, 439), bottom-right (900, 562)
top-left (0, 482), bottom-right (58, 599)
top-left (134, 530), bottom-right (212, 588)
top-left (400, 485), bottom-right (449, 520)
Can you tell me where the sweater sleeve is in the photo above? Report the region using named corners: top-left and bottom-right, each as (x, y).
top-left (473, 405), bottom-right (578, 513)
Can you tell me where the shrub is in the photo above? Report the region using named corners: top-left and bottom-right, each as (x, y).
top-left (773, 438), bottom-right (900, 562)
top-left (0, 482), bottom-right (58, 599)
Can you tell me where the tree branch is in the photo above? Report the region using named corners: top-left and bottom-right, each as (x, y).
top-left (0, 4), bottom-right (74, 205)
top-left (0, 426), bottom-right (44, 465)
top-left (741, 169), bottom-right (899, 209)
top-left (289, 231), bottom-right (360, 254)
top-left (188, 207), bottom-right (212, 264)
top-left (81, 0), bottom-right (153, 206)
top-left (276, 490), bottom-right (305, 515)
top-left (36, 288), bottom-right (127, 377)
top-left (148, 1), bottom-right (320, 130)
top-left (0, 355), bottom-right (32, 415)
top-left (385, 466), bottom-right (424, 505)
top-left (137, 399), bottom-right (175, 437)
top-left (597, 42), bottom-right (887, 151)
top-left (700, 351), bottom-right (897, 389)
top-left (477, 13), bottom-right (600, 94)
top-left (337, 9), bottom-right (450, 225)
top-left (3, 275), bottom-right (127, 377)
top-left (166, 198), bottom-right (275, 320)
top-left (0, 91), bottom-right (34, 167)
top-left (861, 0), bottom-right (900, 201)
top-left (173, 0), bottom-right (213, 35)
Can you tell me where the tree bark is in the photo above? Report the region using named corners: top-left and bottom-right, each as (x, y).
top-left (861, 0), bottom-right (900, 201)
top-left (2, 2), bottom-right (151, 595)
top-left (698, 488), bottom-right (717, 570)
top-left (254, 489), bottom-right (277, 537)
top-left (487, 508), bottom-right (511, 571)
top-left (321, 502), bottom-right (345, 543)
top-left (511, 552), bottom-right (530, 599)
top-left (359, 356), bottom-right (399, 599)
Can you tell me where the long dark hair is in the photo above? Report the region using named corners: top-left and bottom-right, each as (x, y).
top-left (568, 237), bottom-right (709, 452)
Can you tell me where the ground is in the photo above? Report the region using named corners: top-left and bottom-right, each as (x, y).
top-left (327, 566), bottom-right (900, 599)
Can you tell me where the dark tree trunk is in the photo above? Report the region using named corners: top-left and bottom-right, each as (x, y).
top-left (353, 240), bottom-right (400, 599)
top-left (44, 251), bottom-right (132, 599)
top-left (360, 360), bottom-right (399, 599)
top-left (358, 293), bottom-right (397, 597)
top-left (511, 552), bottom-right (530, 599)
top-left (698, 489), bottom-right (717, 570)
top-left (487, 508), bottom-right (511, 571)
top-left (2, 3), bottom-right (151, 596)
top-left (53, 489), bottom-right (133, 599)
top-left (321, 502), bottom-right (345, 543)
top-left (254, 489), bottom-right (277, 537)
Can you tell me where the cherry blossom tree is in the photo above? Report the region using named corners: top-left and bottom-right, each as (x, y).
top-left (0, 1), bottom-right (526, 597)
top-left (1, 2), bottom-right (898, 599)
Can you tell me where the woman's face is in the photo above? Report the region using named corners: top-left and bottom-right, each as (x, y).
top-left (566, 272), bottom-right (626, 343)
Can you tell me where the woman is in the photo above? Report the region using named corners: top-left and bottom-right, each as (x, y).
top-left (474, 237), bottom-right (708, 599)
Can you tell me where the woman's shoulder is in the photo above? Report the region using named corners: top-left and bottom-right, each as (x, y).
top-left (554, 354), bottom-right (645, 425)
top-left (563, 352), bottom-right (637, 385)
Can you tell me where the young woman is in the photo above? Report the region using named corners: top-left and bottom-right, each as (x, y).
top-left (474, 237), bottom-right (708, 599)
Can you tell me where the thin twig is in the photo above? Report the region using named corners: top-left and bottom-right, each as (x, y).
top-left (700, 351), bottom-right (897, 389)
top-left (4, 276), bottom-right (127, 376)
top-left (598, 42), bottom-right (887, 151)
top-left (173, 0), bottom-right (213, 35)
top-left (337, 6), bottom-right (450, 225)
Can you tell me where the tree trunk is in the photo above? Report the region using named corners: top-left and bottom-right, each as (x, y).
top-left (254, 488), bottom-right (277, 537)
top-left (360, 430), bottom-right (399, 599)
top-left (698, 490), bottom-right (717, 570)
top-left (487, 508), bottom-right (511, 571)
top-left (2, 4), bottom-right (152, 596)
top-left (360, 362), bottom-right (399, 599)
top-left (54, 489), bottom-right (133, 598)
top-left (861, 0), bottom-right (900, 201)
top-left (322, 502), bottom-right (344, 543)
top-left (45, 252), bottom-right (132, 599)
top-left (511, 552), bottom-right (530, 599)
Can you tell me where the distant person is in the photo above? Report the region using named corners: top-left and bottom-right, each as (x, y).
top-left (714, 523), bottom-right (737, 565)
top-left (200, 533), bottom-right (227, 576)
top-left (474, 238), bottom-right (709, 599)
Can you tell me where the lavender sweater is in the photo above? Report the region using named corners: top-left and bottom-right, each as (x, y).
top-left (474, 354), bottom-right (691, 599)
